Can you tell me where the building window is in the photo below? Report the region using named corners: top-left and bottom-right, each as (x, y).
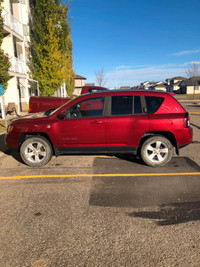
top-left (23, 25), bottom-right (29, 36)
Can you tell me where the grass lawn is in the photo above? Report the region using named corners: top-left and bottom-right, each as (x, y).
top-left (0, 119), bottom-right (9, 134)
top-left (175, 94), bottom-right (200, 100)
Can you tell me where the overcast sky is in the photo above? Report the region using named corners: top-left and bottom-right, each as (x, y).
top-left (65, 0), bottom-right (200, 88)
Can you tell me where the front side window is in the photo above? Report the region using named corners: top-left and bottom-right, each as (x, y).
top-left (66, 97), bottom-right (104, 118)
top-left (145, 96), bottom-right (164, 113)
top-left (111, 96), bottom-right (133, 115)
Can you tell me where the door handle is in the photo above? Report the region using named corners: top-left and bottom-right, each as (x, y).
top-left (91, 120), bottom-right (102, 124)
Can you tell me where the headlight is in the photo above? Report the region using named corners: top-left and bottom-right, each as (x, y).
top-left (7, 124), bottom-right (13, 134)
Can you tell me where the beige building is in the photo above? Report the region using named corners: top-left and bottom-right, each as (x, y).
top-left (179, 76), bottom-right (200, 94)
top-left (166, 76), bottom-right (186, 93)
top-left (1, 1), bottom-right (87, 112)
top-left (74, 75), bottom-right (86, 95)
top-left (2, 0), bottom-right (30, 112)
top-left (152, 82), bottom-right (167, 92)
top-left (1, 1), bottom-right (89, 115)
top-left (53, 75), bottom-right (87, 97)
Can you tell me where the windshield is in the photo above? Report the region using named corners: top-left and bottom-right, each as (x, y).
top-left (47, 98), bottom-right (75, 116)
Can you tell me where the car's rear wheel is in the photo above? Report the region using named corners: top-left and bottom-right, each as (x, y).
top-left (140, 136), bottom-right (173, 167)
top-left (20, 136), bottom-right (53, 167)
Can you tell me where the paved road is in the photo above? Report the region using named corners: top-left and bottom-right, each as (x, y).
top-left (0, 102), bottom-right (200, 266)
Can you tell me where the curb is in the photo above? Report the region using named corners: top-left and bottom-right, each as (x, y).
top-left (0, 151), bottom-right (5, 158)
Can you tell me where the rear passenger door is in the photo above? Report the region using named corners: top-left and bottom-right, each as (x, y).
top-left (105, 95), bottom-right (149, 153)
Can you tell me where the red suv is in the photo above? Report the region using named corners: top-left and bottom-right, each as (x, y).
top-left (5, 90), bottom-right (193, 167)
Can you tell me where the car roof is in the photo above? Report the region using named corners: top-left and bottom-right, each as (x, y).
top-left (83, 89), bottom-right (172, 97)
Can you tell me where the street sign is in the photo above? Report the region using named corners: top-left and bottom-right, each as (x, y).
top-left (0, 85), bottom-right (7, 128)
top-left (0, 85), bottom-right (4, 95)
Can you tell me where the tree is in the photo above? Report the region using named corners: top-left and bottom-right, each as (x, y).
top-left (30, 0), bottom-right (74, 96)
top-left (0, 0), bottom-right (11, 91)
top-left (186, 62), bottom-right (200, 99)
top-left (58, 3), bottom-right (74, 96)
top-left (95, 67), bottom-right (106, 87)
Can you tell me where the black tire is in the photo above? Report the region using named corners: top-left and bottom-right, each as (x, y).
top-left (20, 136), bottom-right (53, 167)
top-left (140, 136), bottom-right (173, 167)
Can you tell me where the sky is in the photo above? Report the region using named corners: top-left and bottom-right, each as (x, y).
top-left (64, 0), bottom-right (200, 88)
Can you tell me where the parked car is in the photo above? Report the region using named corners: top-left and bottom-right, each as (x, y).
top-left (5, 90), bottom-right (193, 167)
top-left (29, 86), bottom-right (108, 113)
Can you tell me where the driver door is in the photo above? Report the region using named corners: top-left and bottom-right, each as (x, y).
top-left (56, 97), bottom-right (106, 152)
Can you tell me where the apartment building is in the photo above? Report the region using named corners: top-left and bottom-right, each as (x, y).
top-left (1, 0), bottom-right (30, 112)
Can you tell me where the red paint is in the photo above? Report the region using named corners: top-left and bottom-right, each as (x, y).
top-left (6, 90), bottom-right (193, 159)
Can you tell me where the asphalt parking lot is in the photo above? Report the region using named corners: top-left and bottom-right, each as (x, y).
top-left (0, 100), bottom-right (200, 266)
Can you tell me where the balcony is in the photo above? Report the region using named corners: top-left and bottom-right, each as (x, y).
top-left (2, 9), bottom-right (24, 39)
top-left (8, 55), bottom-right (27, 77)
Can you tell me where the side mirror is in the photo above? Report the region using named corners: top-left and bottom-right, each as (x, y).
top-left (57, 110), bottom-right (66, 120)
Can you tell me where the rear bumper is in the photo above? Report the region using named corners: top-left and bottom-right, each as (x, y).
top-left (177, 127), bottom-right (193, 150)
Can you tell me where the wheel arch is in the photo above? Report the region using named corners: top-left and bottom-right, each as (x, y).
top-left (139, 131), bottom-right (179, 155)
top-left (18, 132), bottom-right (56, 155)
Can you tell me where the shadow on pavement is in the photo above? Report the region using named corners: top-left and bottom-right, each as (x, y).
top-left (90, 157), bottom-right (200, 211)
top-left (0, 133), bottom-right (7, 153)
top-left (191, 122), bottom-right (200, 130)
top-left (129, 201), bottom-right (200, 226)
top-left (0, 133), bottom-right (24, 164)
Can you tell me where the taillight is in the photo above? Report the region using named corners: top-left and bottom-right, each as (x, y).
top-left (29, 106), bottom-right (32, 112)
top-left (184, 112), bottom-right (190, 128)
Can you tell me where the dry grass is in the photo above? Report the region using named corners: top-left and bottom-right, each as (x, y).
top-left (175, 94), bottom-right (200, 100)
top-left (0, 119), bottom-right (9, 134)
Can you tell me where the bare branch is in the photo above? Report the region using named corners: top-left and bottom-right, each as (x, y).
top-left (185, 62), bottom-right (200, 99)
top-left (95, 67), bottom-right (106, 86)
top-left (186, 62), bottom-right (200, 77)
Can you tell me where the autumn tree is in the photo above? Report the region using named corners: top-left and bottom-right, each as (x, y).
top-left (30, 0), bottom-right (74, 96)
top-left (58, 2), bottom-right (74, 96)
top-left (0, 0), bottom-right (11, 91)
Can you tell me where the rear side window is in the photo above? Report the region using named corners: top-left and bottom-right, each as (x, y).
top-left (111, 96), bottom-right (133, 115)
top-left (134, 96), bottom-right (142, 114)
top-left (145, 96), bottom-right (164, 113)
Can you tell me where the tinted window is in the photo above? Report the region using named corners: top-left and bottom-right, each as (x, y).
top-left (134, 96), bottom-right (142, 114)
top-left (145, 96), bottom-right (164, 113)
top-left (66, 97), bottom-right (104, 118)
top-left (111, 96), bottom-right (133, 115)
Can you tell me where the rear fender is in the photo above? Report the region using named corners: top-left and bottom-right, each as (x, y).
top-left (139, 132), bottom-right (179, 155)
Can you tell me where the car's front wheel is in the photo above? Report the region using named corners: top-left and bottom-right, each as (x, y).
top-left (140, 136), bottom-right (173, 167)
top-left (20, 136), bottom-right (53, 167)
